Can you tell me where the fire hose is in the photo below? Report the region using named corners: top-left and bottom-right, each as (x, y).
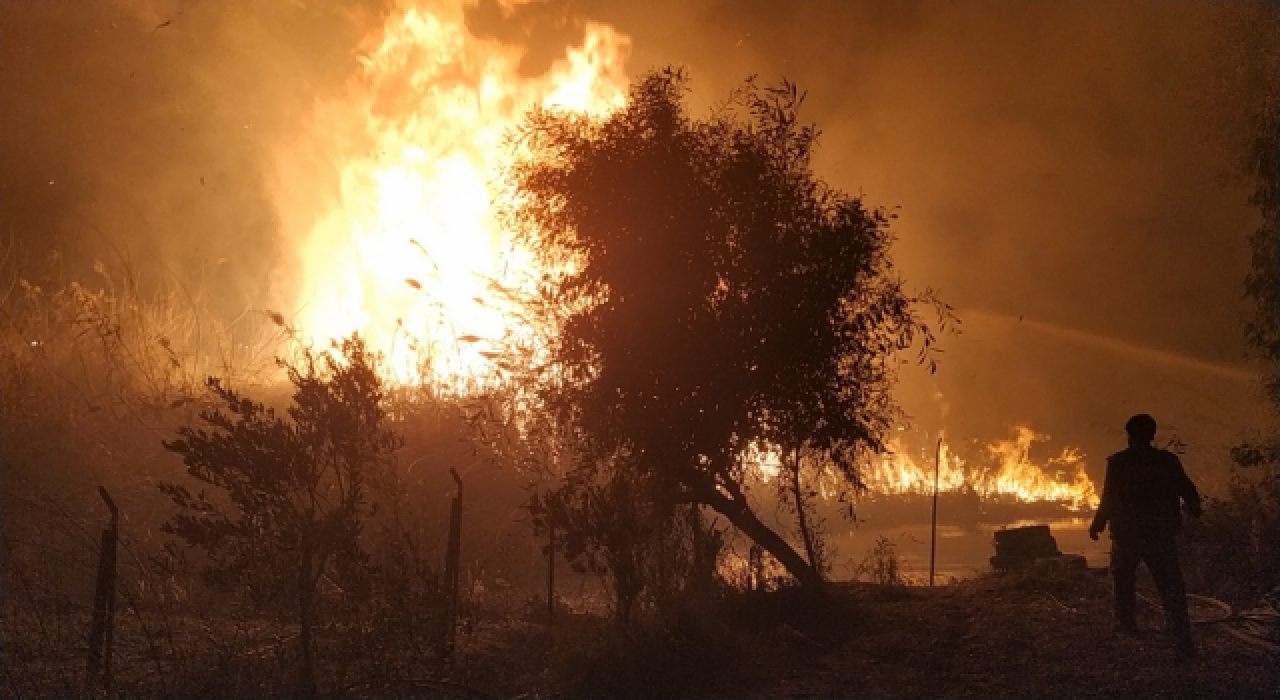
top-left (1136, 590), bottom-right (1279, 654)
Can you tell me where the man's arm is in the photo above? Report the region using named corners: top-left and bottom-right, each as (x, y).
top-left (1089, 458), bottom-right (1115, 540)
top-left (1173, 456), bottom-right (1202, 518)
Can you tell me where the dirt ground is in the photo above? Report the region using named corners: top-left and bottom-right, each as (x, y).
top-left (446, 569), bottom-right (1278, 699)
top-left (710, 576), bottom-right (1276, 699)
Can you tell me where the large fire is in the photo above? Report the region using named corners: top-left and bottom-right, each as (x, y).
top-left (268, 2), bottom-right (1098, 510)
top-left (270, 0), bottom-right (628, 382)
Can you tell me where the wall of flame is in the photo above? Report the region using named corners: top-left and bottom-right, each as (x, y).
top-left (746, 425), bottom-right (1099, 511)
top-left (270, 0), bottom-right (628, 382)
top-left (267, 1), bottom-right (1099, 509)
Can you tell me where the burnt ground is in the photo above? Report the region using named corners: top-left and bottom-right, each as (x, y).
top-left (445, 569), bottom-right (1278, 700)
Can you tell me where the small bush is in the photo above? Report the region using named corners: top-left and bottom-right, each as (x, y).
top-left (857, 535), bottom-right (906, 587)
top-left (1183, 456), bottom-right (1278, 605)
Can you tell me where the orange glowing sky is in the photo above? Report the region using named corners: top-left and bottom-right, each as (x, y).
top-left (0, 0), bottom-right (1274, 500)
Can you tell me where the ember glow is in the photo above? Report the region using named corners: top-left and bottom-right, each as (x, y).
top-left (271, 0), bottom-right (629, 382)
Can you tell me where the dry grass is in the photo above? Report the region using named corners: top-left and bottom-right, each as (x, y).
top-left (401, 568), bottom-right (1276, 699)
top-left (3, 247), bottom-right (1274, 698)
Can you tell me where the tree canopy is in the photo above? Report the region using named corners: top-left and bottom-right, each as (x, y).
top-left (502, 69), bottom-right (951, 588)
top-left (1244, 99), bottom-right (1279, 406)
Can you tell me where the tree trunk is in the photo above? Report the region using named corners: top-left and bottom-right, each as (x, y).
top-left (686, 506), bottom-right (712, 592)
top-left (617, 586), bottom-right (636, 627)
top-left (614, 556), bottom-right (641, 626)
top-left (298, 532), bottom-right (317, 698)
top-left (789, 448), bottom-right (821, 575)
top-left (697, 477), bottom-right (824, 591)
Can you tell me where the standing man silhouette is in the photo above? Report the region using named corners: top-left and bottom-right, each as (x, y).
top-left (1089, 414), bottom-right (1202, 657)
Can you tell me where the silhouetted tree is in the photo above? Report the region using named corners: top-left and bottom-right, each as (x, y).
top-left (1185, 29), bottom-right (1280, 605)
top-left (775, 447), bottom-right (832, 578)
top-left (159, 335), bottom-right (402, 696)
top-left (1232, 66), bottom-right (1279, 479)
top-left (1244, 98), bottom-right (1279, 405)
top-left (503, 69), bottom-right (950, 590)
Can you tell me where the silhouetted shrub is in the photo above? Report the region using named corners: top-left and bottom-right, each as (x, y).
top-left (1183, 457), bottom-right (1278, 605)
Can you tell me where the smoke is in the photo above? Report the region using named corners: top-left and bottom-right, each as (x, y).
top-left (2, 0), bottom-right (1275, 493)
top-left (0, 1), bottom-right (384, 316)
top-left (464, 0), bottom-right (588, 77)
top-left (563, 0), bottom-right (1279, 491)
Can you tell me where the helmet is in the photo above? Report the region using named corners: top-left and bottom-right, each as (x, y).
top-left (1124, 414), bottom-right (1157, 442)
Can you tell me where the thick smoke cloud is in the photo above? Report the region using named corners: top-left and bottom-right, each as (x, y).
top-left (0, 1), bottom-right (382, 315)
top-left (464, 0), bottom-right (588, 77)
top-left (1, 0), bottom-right (1275, 492)
top-left (569, 0), bottom-right (1279, 489)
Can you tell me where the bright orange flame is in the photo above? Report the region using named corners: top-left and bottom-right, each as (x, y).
top-left (270, 0), bottom-right (629, 383)
top-left (747, 426), bottom-right (1099, 510)
top-left (266, 5), bottom-right (1100, 514)
top-left (864, 426), bottom-right (1100, 511)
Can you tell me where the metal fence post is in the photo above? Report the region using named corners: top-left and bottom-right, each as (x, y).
top-left (443, 468), bottom-right (463, 657)
top-left (546, 510), bottom-right (555, 628)
top-left (929, 438), bottom-right (941, 586)
top-left (86, 486), bottom-right (119, 693)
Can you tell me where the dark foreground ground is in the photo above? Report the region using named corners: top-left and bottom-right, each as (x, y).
top-left (441, 569), bottom-right (1277, 699)
top-left (13, 566), bottom-right (1271, 697)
